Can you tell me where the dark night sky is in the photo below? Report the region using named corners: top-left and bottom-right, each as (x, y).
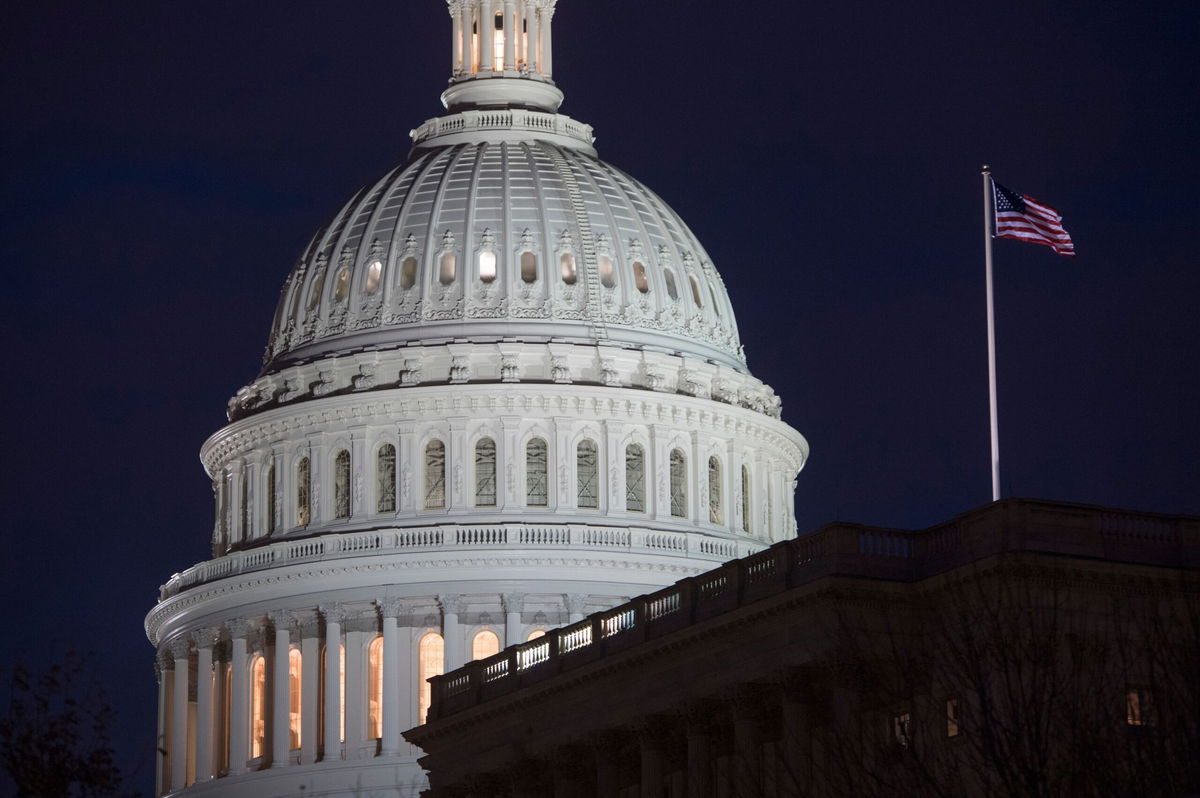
top-left (2, 0), bottom-right (1197, 792)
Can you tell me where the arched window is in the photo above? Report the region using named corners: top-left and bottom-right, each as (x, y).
top-left (424, 440), bottom-right (446, 509)
top-left (689, 275), bottom-right (704, 308)
top-left (625, 444), bottom-right (645, 512)
top-left (474, 437), bottom-right (497, 507)
top-left (576, 439), bottom-right (598, 509)
top-left (333, 449), bottom-right (351, 520)
top-left (222, 662), bottom-right (231, 770)
top-left (367, 637), bottom-right (383, 740)
top-left (364, 260), bottom-right (382, 294)
top-left (709, 280), bottom-right (722, 317)
top-left (670, 449), bottom-right (687, 518)
top-left (306, 272), bottom-right (325, 310)
top-left (526, 629), bottom-right (546, 641)
top-left (265, 463), bottom-right (276, 535)
top-left (334, 267), bottom-right (350, 302)
top-left (239, 470), bottom-right (249, 541)
top-left (438, 252), bottom-right (456, 285)
top-left (399, 257), bottom-right (417, 290)
top-left (598, 254), bottom-right (616, 288)
top-left (664, 269), bottom-right (678, 301)
top-left (296, 457), bottom-right (311, 526)
top-left (708, 456), bottom-right (723, 524)
top-left (377, 444), bottom-right (396, 513)
top-left (418, 633), bottom-right (444, 724)
top-left (525, 438), bottom-right (548, 507)
top-left (560, 252), bottom-right (577, 285)
top-left (478, 251), bottom-right (497, 283)
top-left (520, 252), bottom-right (538, 283)
top-left (742, 465), bottom-right (752, 534)
top-left (288, 648), bottom-right (302, 750)
top-left (633, 261), bottom-right (649, 293)
top-left (472, 630), bottom-right (500, 661)
top-left (250, 655), bottom-right (266, 758)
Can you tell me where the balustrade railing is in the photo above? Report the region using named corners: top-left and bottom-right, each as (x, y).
top-left (411, 109), bottom-right (595, 148)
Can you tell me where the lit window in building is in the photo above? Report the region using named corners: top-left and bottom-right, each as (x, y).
top-left (633, 261), bottom-right (649, 293)
top-left (708, 456), bottom-right (722, 524)
top-left (526, 629), bottom-right (545, 641)
top-left (520, 251), bottom-right (537, 283)
top-left (560, 252), bottom-right (577, 285)
top-left (598, 254), bottom-right (615, 288)
top-left (296, 457), bottom-right (311, 526)
top-left (664, 269), bottom-right (678, 301)
top-left (946, 697), bottom-right (960, 737)
top-left (365, 260), bottom-right (382, 294)
top-left (472, 630), bottom-right (500, 661)
top-left (368, 637), bottom-right (383, 740)
top-left (492, 11), bottom-right (504, 70)
top-left (424, 440), bottom-right (446, 509)
top-left (577, 439), bottom-right (598, 508)
top-left (893, 712), bottom-right (912, 748)
top-left (741, 465), bottom-right (752, 534)
top-left (289, 648), bottom-right (302, 750)
top-left (526, 438), bottom-right (548, 506)
top-left (334, 449), bottom-right (351, 519)
top-left (669, 449), bottom-right (687, 517)
top-left (265, 463), bottom-right (276, 535)
top-left (475, 437), bottom-right (497, 506)
top-left (418, 633), bottom-right (444, 724)
top-left (399, 256), bottom-right (417, 290)
top-left (250, 655), bottom-right (266, 758)
top-left (306, 271), bottom-right (324, 310)
top-left (1126, 686), bottom-right (1155, 727)
top-left (439, 252), bottom-right (456, 284)
top-left (334, 267), bottom-right (350, 301)
top-left (689, 274), bottom-right (703, 308)
top-left (478, 250), bottom-right (496, 283)
top-left (377, 444), bottom-right (396, 513)
top-left (625, 444), bottom-right (645, 512)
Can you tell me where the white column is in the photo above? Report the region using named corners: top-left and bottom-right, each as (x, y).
top-left (565, 593), bottom-right (586, 624)
top-left (168, 637), bottom-right (191, 792)
top-left (395, 605), bottom-right (416, 731)
top-left (528, 1), bottom-right (540, 72)
top-left (378, 599), bottom-right (403, 755)
top-left (344, 627), bottom-right (366, 757)
top-left (502, 592), bottom-right (525, 646)
top-left (320, 604), bottom-right (344, 761)
top-left (460, 2), bottom-right (474, 74)
top-left (193, 630), bottom-right (216, 782)
top-left (440, 594), bottom-right (465, 670)
top-left (451, 2), bottom-right (463, 73)
top-left (540, 4), bottom-right (553, 76)
top-left (479, 0), bottom-right (494, 72)
top-left (228, 620), bottom-right (253, 774)
top-left (300, 618), bottom-right (320, 764)
top-left (155, 660), bottom-right (168, 796)
top-left (269, 611), bottom-right (293, 767)
top-left (503, 0), bottom-right (517, 70)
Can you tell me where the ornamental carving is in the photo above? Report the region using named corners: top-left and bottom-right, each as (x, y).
top-left (353, 363), bottom-right (377, 391)
top-left (550, 356), bottom-right (571, 384)
top-left (500, 356), bottom-right (520, 383)
top-left (449, 356), bottom-right (471, 383)
top-left (313, 370), bottom-right (337, 397)
top-left (400, 358), bottom-right (423, 386)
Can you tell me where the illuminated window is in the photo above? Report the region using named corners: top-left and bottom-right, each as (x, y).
top-left (478, 250), bottom-right (496, 283)
top-left (633, 261), bottom-right (649, 293)
top-left (689, 275), bottom-right (703, 308)
top-left (418, 633), bottom-right (444, 724)
top-left (520, 251), bottom-right (537, 283)
top-left (946, 698), bottom-right (960, 738)
top-left (365, 260), bottom-right (382, 294)
top-left (250, 655), bottom-right (266, 758)
top-left (492, 11), bottom-right (504, 70)
top-left (377, 444), bottom-right (396, 513)
top-left (576, 439), bottom-right (598, 509)
top-left (265, 463), bottom-right (276, 535)
top-left (670, 449), bottom-right (687, 517)
top-left (306, 272), bottom-right (325, 310)
top-left (625, 444), bottom-right (645, 512)
top-left (560, 252), bottom-right (577, 284)
top-left (664, 269), bottom-right (678, 301)
top-left (474, 437), bottom-right (497, 507)
top-left (892, 712), bottom-right (912, 748)
top-left (288, 649), bottom-right (302, 750)
top-left (334, 267), bottom-right (350, 302)
top-left (1126, 686), bottom-right (1155, 727)
top-left (741, 465), bottom-right (752, 534)
top-left (526, 438), bottom-right (548, 506)
top-left (598, 255), bottom-right (615, 288)
top-left (526, 629), bottom-right (545, 641)
top-left (333, 449), bottom-right (351, 520)
top-left (368, 637), bottom-right (383, 740)
top-left (296, 457), bottom-right (311, 526)
top-left (438, 252), bottom-right (456, 285)
top-left (708, 456), bottom-right (723, 524)
top-left (399, 257), bottom-right (417, 290)
top-left (424, 440), bottom-right (446, 509)
top-left (472, 630), bottom-right (500, 661)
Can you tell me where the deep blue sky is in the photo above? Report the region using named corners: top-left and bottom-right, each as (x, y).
top-left (2, 0), bottom-right (1196, 792)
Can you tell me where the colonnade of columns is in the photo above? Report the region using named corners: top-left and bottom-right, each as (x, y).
top-left (448, 0), bottom-right (554, 77)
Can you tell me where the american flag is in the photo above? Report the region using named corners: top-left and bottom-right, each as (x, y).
top-left (992, 180), bottom-right (1075, 256)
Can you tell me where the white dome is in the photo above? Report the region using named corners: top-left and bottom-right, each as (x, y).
top-left (262, 133), bottom-right (744, 379)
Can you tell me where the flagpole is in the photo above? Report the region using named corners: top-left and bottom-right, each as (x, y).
top-left (982, 165), bottom-right (1001, 502)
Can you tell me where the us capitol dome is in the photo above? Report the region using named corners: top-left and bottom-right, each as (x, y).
top-left (146, 2), bottom-right (808, 796)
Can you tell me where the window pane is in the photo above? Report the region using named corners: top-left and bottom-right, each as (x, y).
top-left (633, 261), bottom-right (649, 293)
top-left (288, 649), bottom-right (302, 750)
top-left (266, 464), bottom-right (276, 535)
top-left (400, 257), bottom-right (417, 290)
top-left (365, 260), bottom-right (382, 294)
top-left (306, 272), bottom-right (325, 310)
top-left (418, 633), bottom-right (444, 724)
top-left (520, 251), bottom-right (537, 283)
top-left (560, 252), bottom-right (577, 284)
top-left (297, 457), bottom-right (311, 526)
top-left (377, 444), bottom-right (396, 513)
top-left (478, 251), bottom-right (497, 283)
top-left (598, 255), bottom-right (615, 288)
top-left (664, 269), bottom-right (678, 300)
top-left (526, 629), bottom-right (545, 641)
top-left (577, 439), bottom-right (598, 508)
top-left (472, 630), bottom-right (500, 661)
top-left (334, 267), bottom-right (350, 301)
top-left (526, 438), bottom-right (548, 506)
top-left (689, 275), bottom-right (703, 307)
top-left (670, 449), bottom-right (686, 517)
top-left (368, 637), bottom-right (383, 740)
top-left (425, 441), bottom-right (446, 509)
top-left (625, 444), bottom-right (645, 512)
top-left (250, 656), bottom-right (266, 758)
top-left (741, 465), bottom-right (751, 534)
top-left (239, 470), bottom-right (249, 540)
top-left (946, 698), bottom-right (960, 737)
top-left (334, 449), bottom-right (351, 519)
top-left (475, 438), bottom-right (497, 507)
top-left (439, 252), bottom-right (456, 285)
top-left (708, 456), bottom-right (722, 524)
